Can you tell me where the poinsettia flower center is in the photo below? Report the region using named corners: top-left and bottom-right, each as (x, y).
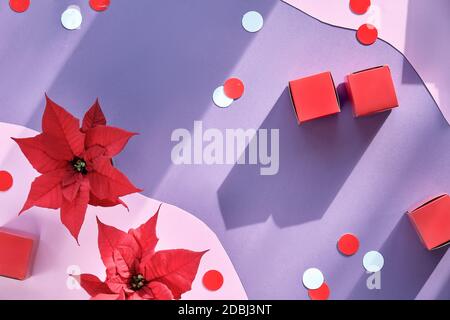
top-left (71, 157), bottom-right (88, 175)
top-left (130, 274), bottom-right (147, 291)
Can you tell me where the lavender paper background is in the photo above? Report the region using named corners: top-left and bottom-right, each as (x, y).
top-left (0, 0), bottom-right (448, 299)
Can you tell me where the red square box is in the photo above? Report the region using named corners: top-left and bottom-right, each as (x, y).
top-left (407, 194), bottom-right (450, 250)
top-left (0, 229), bottom-right (36, 280)
top-left (346, 65), bottom-right (399, 117)
top-left (289, 71), bottom-right (340, 124)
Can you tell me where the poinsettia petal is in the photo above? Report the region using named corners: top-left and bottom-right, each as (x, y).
top-left (62, 173), bottom-right (83, 201)
top-left (97, 218), bottom-right (128, 274)
top-left (91, 293), bottom-right (122, 300)
top-left (82, 99), bottom-right (107, 133)
top-left (140, 281), bottom-right (173, 300)
top-left (79, 274), bottom-right (113, 297)
top-left (113, 246), bottom-right (139, 279)
top-left (127, 292), bottom-right (144, 300)
top-left (142, 249), bottom-right (207, 299)
top-left (117, 289), bottom-right (126, 300)
top-left (62, 171), bottom-right (81, 187)
top-left (97, 217), bottom-right (140, 276)
top-left (89, 157), bottom-right (141, 200)
top-left (105, 274), bottom-right (131, 294)
top-left (129, 204), bottom-right (161, 260)
top-left (19, 169), bottom-right (68, 214)
top-left (85, 125), bottom-right (137, 158)
top-left (60, 177), bottom-right (90, 242)
top-left (42, 95), bottom-right (85, 157)
top-left (39, 133), bottom-right (75, 161)
top-left (83, 145), bottom-right (107, 165)
top-left (12, 135), bottom-right (69, 174)
top-left (89, 192), bottom-right (129, 210)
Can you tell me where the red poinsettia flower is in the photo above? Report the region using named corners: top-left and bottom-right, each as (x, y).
top-left (13, 95), bottom-right (141, 242)
top-left (77, 206), bottom-right (207, 300)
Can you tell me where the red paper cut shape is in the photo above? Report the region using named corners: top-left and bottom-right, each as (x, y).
top-left (89, 0), bottom-right (110, 12)
top-left (202, 269), bottom-right (224, 291)
top-left (350, 0), bottom-right (371, 15)
top-left (13, 96), bottom-right (141, 243)
top-left (337, 233), bottom-right (360, 256)
top-left (289, 71), bottom-right (341, 124)
top-left (308, 282), bottom-right (330, 300)
top-left (224, 78), bottom-right (245, 100)
top-left (356, 23), bottom-right (378, 45)
top-left (0, 171), bottom-right (14, 191)
top-left (346, 65), bottom-right (399, 117)
top-left (408, 194), bottom-right (450, 250)
top-left (9, 0), bottom-right (30, 13)
top-left (78, 205), bottom-right (207, 300)
top-left (0, 229), bottom-right (36, 280)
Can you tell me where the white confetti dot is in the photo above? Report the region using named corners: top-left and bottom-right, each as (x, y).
top-left (302, 268), bottom-right (324, 290)
top-left (242, 11), bottom-right (264, 33)
top-left (61, 5), bottom-right (83, 30)
top-left (363, 251), bottom-right (384, 273)
top-left (213, 86), bottom-right (234, 108)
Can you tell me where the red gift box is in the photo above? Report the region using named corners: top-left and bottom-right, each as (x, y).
top-left (0, 229), bottom-right (36, 280)
top-left (407, 194), bottom-right (450, 250)
top-left (289, 71), bottom-right (341, 124)
top-left (346, 65), bottom-right (399, 117)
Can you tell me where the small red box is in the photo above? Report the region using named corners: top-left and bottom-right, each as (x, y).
top-left (407, 194), bottom-right (450, 251)
top-left (289, 71), bottom-right (340, 124)
top-left (0, 229), bottom-right (36, 280)
top-left (346, 65), bottom-right (399, 117)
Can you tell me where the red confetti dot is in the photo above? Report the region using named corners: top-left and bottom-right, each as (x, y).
top-left (356, 23), bottom-right (378, 46)
top-left (9, 0), bottom-right (30, 13)
top-left (0, 171), bottom-right (13, 192)
top-left (202, 270), bottom-right (224, 291)
top-left (308, 282), bottom-right (330, 300)
top-left (223, 78), bottom-right (245, 100)
top-left (89, 0), bottom-right (110, 12)
top-left (349, 0), bottom-right (371, 15)
top-left (337, 233), bottom-right (360, 256)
